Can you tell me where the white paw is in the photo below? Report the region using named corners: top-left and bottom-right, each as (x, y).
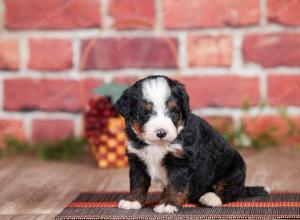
top-left (118, 199), bottom-right (142, 210)
top-left (264, 186), bottom-right (271, 193)
top-left (199, 192), bottom-right (222, 207)
top-left (153, 204), bottom-right (179, 213)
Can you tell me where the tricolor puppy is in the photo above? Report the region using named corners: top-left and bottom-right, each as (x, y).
top-left (115, 75), bottom-right (268, 213)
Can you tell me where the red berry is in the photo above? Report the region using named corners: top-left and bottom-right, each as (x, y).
top-left (103, 109), bottom-right (111, 117)
top-left (101, 127), bottom-right (109, 134)
top-left (87, 109), bottom-right (99, 117)
top-left (88, 99), bottom-right (97, 109)
top-left (96, 102), bottom-right (105, 110)
top-left (86, 117), bottom-right (97, 124)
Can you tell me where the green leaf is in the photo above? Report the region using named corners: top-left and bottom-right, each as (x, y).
top-left (0, 136), bottom-right (34, 158)
top-left (294, 143), bottom-right (300, 150)
top-left (36, 137), bottom-right (87, 161)
top-left (94, 83), bottom-right (129, 104)
top-left (241, 99), bottom-right (250, 112)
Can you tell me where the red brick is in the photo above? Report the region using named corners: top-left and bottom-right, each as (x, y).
top-left (5, 0), bottom-right (101, 30)
top-left (163, 0), bottom-right (259, 29)
top-left (243, 115), bottom-right (300, 145)
top-left (0, 39), bottom-right (19, 70)
top-left (84, 78), bottom-right (105, 101)
top-left (268, 75), bottom-right (300, 106)
top-left (268, 0), bottom-right (300, 26)
top-left (112, 76), bottom-right (139, 85)
top-left (4, 78), bottom-right (103, 112)
top-left (188, 35), bottom-right (233, 67)
top-left (109, 0), bottom-right (155, 29)
top-left (81, 37), bottom-right (178, 70)
top-left (32, 119), bottom-right (74, 142)
top-left (243, 33), bottom-right (300, 67)
top-left (179, 76), bottom-right (259, 108)
top-left (28, 39), bottom-right (72, 71)
top-left (0, 120), bottom-right (24, 147)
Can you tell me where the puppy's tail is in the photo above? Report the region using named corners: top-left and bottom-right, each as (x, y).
top-left (243, 186), bottom-right (270, 197)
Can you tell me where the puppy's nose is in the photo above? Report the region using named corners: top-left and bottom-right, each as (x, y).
top-left (156, 129), bottom-right (167, 139)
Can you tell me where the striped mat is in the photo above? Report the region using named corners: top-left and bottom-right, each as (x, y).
top-left (55, 192), bottom-right (300, 219)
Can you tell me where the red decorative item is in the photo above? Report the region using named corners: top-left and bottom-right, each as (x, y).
top-left (84, 97), bottom-right (128, 168)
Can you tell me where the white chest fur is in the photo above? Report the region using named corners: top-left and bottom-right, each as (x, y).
top-left (128, 143), bottom-right (183, 189)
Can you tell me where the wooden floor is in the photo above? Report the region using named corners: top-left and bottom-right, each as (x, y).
top-left (0, 147), bottom-right (300, 220)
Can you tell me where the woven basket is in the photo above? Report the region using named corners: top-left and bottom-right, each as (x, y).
top-left (84, 96), bottom-right (127, 168)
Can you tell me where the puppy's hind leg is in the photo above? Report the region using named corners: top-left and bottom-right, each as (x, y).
top-left (213, 168), bottom-right (246, 203)
top-left (214, 167), bottom-right (269, 204)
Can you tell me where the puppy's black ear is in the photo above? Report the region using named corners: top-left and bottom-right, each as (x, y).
top-left (115, 88), bottom-right (131, 119)
top-left (173, 81), bottom-right (190, 118)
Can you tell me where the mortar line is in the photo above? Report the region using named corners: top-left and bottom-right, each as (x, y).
top-left (0, 0), bottom-right (4, 31)
top-left (259, 72), bottom-right (268, 105)
top-left (260, 0), bottom-right (268, 26)
top-left (70, 38), bottom-right (80, 79)
top-left (2, 24), bottom-right (300, 37)
top-left (0, 79), bottom-right (3, 111)
top-left (24, 115), bottom-right (32, 140)
top-left (1, 68), bottom-right (300, 80)
top-left (155, 0), bottom-right (163, 32)
top-left (231, 32), bottom-right (243, 71)
top-left (20, 37), bottom-right (28, 74)
top-left (74, 114), bottom-right (83, 137)
top-left (178, 32), bottom-right (187, 70)
top-left (101, 0), bottom-right (111, 30)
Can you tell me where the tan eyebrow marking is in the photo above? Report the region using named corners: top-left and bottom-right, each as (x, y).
top-left (132, 121), bottom-right (142, 136)
top-left (167, 100), bottom-right (177, 110)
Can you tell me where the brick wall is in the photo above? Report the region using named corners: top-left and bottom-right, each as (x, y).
top-left (0, 0), bottom-right (300, 143)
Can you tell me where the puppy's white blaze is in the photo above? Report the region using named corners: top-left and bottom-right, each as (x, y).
top-left (118, 199), bottom-right (142, 209)
top-left (142, 77), bottom-right (177, 144)
top-left (199, 192), bottom-right (222, 207)
top-left (142, 77), bottom-right (171, 110)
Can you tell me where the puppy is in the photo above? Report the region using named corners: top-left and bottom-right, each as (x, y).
top-left (115, 75), bottom-right (268, 213)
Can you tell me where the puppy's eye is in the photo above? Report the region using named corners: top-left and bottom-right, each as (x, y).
top-left (143, 102), bottom-right (153, 111)
top-left (141, 102), bottom-right (153, 116)
top-left (168, 108), bottom-right (179, 117)
top-left (141, 108), bottom-right (151, 116)
top-left (136, 103), bottom-right (152, 119)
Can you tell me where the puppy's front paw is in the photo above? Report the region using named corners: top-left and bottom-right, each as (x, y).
top-left (264, 186), bottom-right (271, 193)
top-left (199, 192), bottom-right (222, 207)
top-left (153, 204), bottom-right (179, 213)
top-left (118, 199), bottom-right (142, 210)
